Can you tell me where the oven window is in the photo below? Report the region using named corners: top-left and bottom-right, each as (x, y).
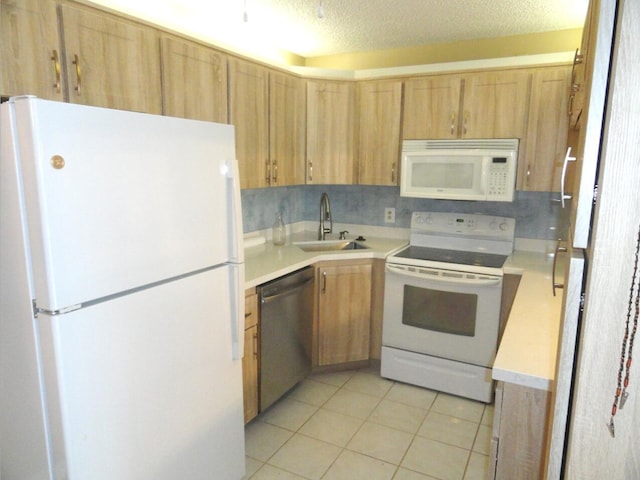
top-left (402, 285), bottom-right (477, 336)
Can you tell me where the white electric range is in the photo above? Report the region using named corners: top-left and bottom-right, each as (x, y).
top-left (381, 211), bottom-right (515, 402)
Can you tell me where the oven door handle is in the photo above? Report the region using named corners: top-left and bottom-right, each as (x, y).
top-left (386, 264), bottom-right (502, 286)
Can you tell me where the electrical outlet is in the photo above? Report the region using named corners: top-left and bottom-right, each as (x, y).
top-left (385, 207), bottom-right (396, 223)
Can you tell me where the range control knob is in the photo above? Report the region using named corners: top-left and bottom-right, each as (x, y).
top-left (489, 220), bottom-right (498, 230)
top-left (499, 222), bottom-right (509, 231)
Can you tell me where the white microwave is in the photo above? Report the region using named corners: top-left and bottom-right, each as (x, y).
top-left (400, 139), bottom-right (518, 202)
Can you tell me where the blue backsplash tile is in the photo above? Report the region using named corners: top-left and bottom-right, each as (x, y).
top-left (241, 185), bottom-right (569, 240)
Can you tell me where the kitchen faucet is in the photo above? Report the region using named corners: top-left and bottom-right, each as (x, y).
top-left (318, 192), bottom-right (333, 240)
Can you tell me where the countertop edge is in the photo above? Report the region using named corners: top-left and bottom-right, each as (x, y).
top-left (492, 250), bottom-right (563, 391)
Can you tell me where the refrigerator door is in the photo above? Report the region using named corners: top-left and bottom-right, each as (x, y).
top-left (10, 97), bottom-right (240, 312)
top-left (546, 247), bottom-right (586, 480)
top-left (38, 266), bottom-right (245, 480)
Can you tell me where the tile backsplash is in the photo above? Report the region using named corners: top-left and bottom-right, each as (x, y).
top-left (241, 185), bottom-right (569, 240)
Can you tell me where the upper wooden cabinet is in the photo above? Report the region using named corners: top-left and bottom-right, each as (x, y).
top-left (1, 0), bottom-right (65, 100)
top-left (462, 70), bottom-right (530, 139)
top-left (520, 67), bottom-right (571, 192)
top-left (357, 80), bottom-right (403, 186)
top-left (160, 36), bottom-right (228, 123)
top-left (228, 58), bottom-right (269, 189)
top-left (402, 75), bottom-right (463, 139)
top-left (269, 71), bottom-right (306, 186)
top-left (568, 0), bottom-right (596, 131)
top-left (58, 4), bottom-right (162, 113)
top-left (402, 70), bottom-right (530, 140)
top-left (306, 80), bottom-right (356, 184)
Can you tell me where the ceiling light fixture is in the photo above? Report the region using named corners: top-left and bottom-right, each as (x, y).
top-left (317, 0), bottom-right (325, 19)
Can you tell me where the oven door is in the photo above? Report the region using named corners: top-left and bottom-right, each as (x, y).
top-left (382, 262), bottom-right (503, 367)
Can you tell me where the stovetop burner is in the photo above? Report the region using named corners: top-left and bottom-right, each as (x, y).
top-left (386, 212), bottom-right (515, 275)
top-left (394, 246), bottom-right (508, 269)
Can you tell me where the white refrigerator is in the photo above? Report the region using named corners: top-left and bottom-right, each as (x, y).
top-left (0, 97), bottom-right (246, 479)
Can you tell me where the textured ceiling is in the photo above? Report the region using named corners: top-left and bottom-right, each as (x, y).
top-left (91, 0), bottom-right (588, 59)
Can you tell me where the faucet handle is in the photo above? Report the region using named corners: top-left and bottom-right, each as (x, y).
top-left (339, 230), bottom-right (349, 240)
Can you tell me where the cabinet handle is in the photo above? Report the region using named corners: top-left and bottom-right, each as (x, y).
top-left (552, 242), bottom-right (568, 296)
top-left (462, 111), bottom-right (469, 136)
top-left (567, 83), bottom-right (579, 117)
top-left (72, 54), bottom-right (82, 95)
top-left (450, 112), bottom-right (456, 135)
top-left (253, 331), bottom-right (258, 358)
top-left (51, 50), bottom-right (61, 93)
top-left (265, 160), bottom-right (271, 185)
top-left (391, 162), bottom-right (396, 183)
top-left (568, 48), bottom-right (583, 118)
top-left (273, 160), bottom-right (278, 184)
top-left (322, 271), bottom-right (327, 293)
top-left (308, 161), bottom-right (313, 182)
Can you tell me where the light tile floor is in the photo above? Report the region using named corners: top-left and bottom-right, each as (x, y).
top-left (244, 367), bottom-right (494, 480)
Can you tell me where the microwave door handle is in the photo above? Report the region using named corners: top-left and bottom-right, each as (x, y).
top-left (386, 264), bottom-right (502, 286)
top-left (480, 159), bottom-right (489, 195)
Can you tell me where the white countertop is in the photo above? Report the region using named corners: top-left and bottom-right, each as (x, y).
top-left (244, 231), bottom-right (408, 289)
top-left (493, 250), bottom-right (564, 391)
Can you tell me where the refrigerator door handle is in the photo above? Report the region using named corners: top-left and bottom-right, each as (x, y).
top-left (560, 147), bottom-right (577, 208)
top-left (226, 158), bottom-right (244, 264)
top-left (230, 263), bottom-right (245, 360)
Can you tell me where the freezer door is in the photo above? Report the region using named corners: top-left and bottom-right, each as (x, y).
top-left (38, 267), bottom-right (245, 480)
top-left (11, 97), bottom-right (241, 311)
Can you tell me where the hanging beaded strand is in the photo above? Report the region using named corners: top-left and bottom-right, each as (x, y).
top-left (608, 223), bottom-right (640, 438)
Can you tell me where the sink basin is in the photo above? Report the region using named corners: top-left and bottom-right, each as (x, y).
top-left (294, 240), bottom-right (370, 252)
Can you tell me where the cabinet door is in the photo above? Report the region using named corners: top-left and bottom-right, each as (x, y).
top-left (160, 36), bottom-right (228, 123)
top-left (1, 0), bottom-right (64, 100)
top-left (568, 0), bottom-right (596, 131)
top-left (493, 382), bottom-right (551, 480)
top-left (228, 58), bottom-right (269, 189)
top-left (520, 67), bottom-right (571, 191)
top-left (59, 4), bottom-right (162, 114)
top-left (462, 70), bottom-right (530, 139)
top-left (402, 75), bottom-right (463, 139)
top-left (242, 324), bottom-right (259, 423)
top-left (357, 80), bottom-right (402, 185)
top-left (269, 71), bottom-right (306, 186)
top-left (242, 291), bottom-right (258, 423)
top-left (317, 262), bottom-right (371, 366)
top-left (306, 80), bottom-right (356, 184)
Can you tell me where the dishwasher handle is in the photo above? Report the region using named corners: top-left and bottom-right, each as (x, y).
top-left (261, 277), bottom-right (314, 305)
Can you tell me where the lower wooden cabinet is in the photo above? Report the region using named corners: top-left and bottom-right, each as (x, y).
top-left (316, 260), bottom-right (372, 366)
top-left (490, 381), bottom-right (552, 479)
top-left (242, 289), bottom-right (259, 424)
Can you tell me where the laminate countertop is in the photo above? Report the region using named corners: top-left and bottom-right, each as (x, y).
top-left (494, 251), bottom-right (564, 391)
top-left (243, 231), bottom-right (408, 290)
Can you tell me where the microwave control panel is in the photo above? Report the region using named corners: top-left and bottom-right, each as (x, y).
top-left (487, 157), bottom-right (510, 197)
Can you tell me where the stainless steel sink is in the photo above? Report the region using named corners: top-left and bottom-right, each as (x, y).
top-left (294, 240), bottom-right (370, 252)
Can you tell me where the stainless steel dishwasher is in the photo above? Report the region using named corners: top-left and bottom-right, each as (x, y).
top-left (258, 266), bottom-right (314, 411)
